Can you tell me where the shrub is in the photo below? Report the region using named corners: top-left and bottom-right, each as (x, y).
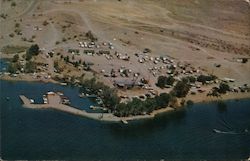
top-left (242, 58), bottom-right (248, 64)
top-left (62, 37), bottom-right (67, 42)
top-left (64, 56), bottom-right (70, 63)
top-left (0, 13), bottom-right (8, 19)
top-left (218, 83), bottom-right (230, 94)
top-left (15, 23), bottom-right (20, 28)
top-left (43, 20), bottom-right (49, 26)
top-left (11, 2), bottom-right (16, 7)
top-left (85, 30), bottom-right (97, 41)
top-left (186, 100), bottom-right (194, 106)
top-left (207, 87), bottom-right (221, 97)
top-left (48, 52), bottom-right (53, 58)
top-left (12, 54), bottom-right (19, 62)
top-left (9, 33), bottom-right (14, 37)
top-left (143, 48), bottom-right (151, 53)
top-left (54, 61), bottom-right (59, 71)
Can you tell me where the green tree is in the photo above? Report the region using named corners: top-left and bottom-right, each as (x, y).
top-left (156, 76), bottom-right (166, 88)
top-left (197, 75), bottom-right (217, 84)
top-left (144, 98), bottom-right (156, 114)
top-left (156, 93), bottom-right (171, 108)
top-left (218, 83), bottom-right (230, 94)
top-left (186, 76), bottom-right (196, 83)
top-left (26, 53), bottom-right (32, 61)
top-left (166, 76), bottom-right (175, 86)
top-left (27, 44), bottom-right (39, 56)
top-left (172, 78), bottom-right (191, 98)
top-left (26, 44), bottom-right (39, 60)
top-left (102, 88), bottom-right (120, 109)
top-left (25, 61), bottom-right (36, 73)
top-left (156, 76), bottom-right (175, 88)
top-left (7, 63), bottom-right (17, 73)
top-left (115, 103), bottom-right (127, 117)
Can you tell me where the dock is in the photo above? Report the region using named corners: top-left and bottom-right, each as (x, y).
top-left (20, 95), bottom-right (32, 104)
top-left (19, 95), bottom-right (122, 122)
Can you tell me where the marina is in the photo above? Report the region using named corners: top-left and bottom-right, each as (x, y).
top-left (19, 93), bottom-right (122, 122)
top-left (1, 80), bottom-right (250, 160)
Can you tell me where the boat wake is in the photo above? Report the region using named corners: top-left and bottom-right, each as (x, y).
top-left (213, 129), bottom-right (239, 135)
top-left (214, 116), bottom-right (249, 135)
top-left (213, 128), bottom-right (249, 135)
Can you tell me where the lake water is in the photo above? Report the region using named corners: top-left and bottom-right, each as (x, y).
top-left (1, 80), bottom-right (250, 160)
top-left (0, 58), bottom-right (9, 72)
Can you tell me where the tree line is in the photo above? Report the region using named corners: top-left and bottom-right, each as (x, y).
top-left (8, 44), bottom-right (39, 74)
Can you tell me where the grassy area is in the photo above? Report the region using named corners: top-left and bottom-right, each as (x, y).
top-left (1, 45), bottom-right (28, 54)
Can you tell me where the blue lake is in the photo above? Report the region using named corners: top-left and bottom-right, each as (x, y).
top-left (1, 80), bottom-right (250, 160)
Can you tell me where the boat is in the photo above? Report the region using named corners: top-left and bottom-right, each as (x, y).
top-left (121, 120), bottom-right (128, 124)
top-left (6, 97), bottom-right (10, 101)
top-left (56, 91), bottom-right (64, 96)
top-left (42, 95), bottom-right (48, 104)
top-left (30, 99), bottom-right (35, 104)
top-left (79, 93), bottom-right (86, 98)
top-left (90, 105), bottom-right (95, 109)
top-left (60, 82), bottom-right (67, 86)
top-left (90, 106), bottom-right (102, 110)
top-left (96, 97), bottom-right (103, 105)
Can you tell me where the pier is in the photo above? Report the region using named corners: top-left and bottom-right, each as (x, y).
top-left (19, 95), bottom-right (122, 122)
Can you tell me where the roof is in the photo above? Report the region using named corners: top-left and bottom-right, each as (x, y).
top-left (47, 91), bottom-right (55, 95)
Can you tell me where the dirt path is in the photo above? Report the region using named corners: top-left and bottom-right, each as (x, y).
top-left (3, 0), bottom-right (39, 22)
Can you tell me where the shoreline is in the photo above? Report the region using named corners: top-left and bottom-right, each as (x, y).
top-left (2, 77), bottom-right (250, 123)
top-left (121, 93), bottom-right (250, 121)
top-left (0, 74), bottom-right (60, 84)
top-left (186, 92), bottom-right (250, 104)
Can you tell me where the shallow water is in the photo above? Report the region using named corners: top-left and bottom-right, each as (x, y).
top-left (1, 80), bottom-right (250, 160)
